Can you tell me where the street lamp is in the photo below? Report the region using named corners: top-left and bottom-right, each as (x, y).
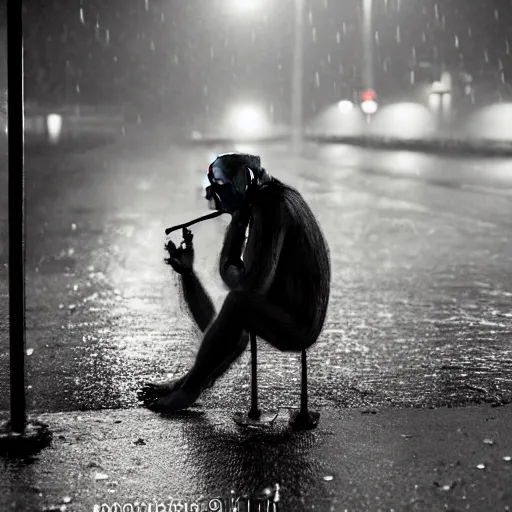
top-left (229, 0), bottom-right (373, 154)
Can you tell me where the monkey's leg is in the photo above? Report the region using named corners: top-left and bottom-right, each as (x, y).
top-left (147, 291), bottom-right (309, 412)
top-left (145, 299), bottom-right (250, 412)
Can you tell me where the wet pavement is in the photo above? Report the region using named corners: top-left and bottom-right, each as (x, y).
top-left (2, 405), bottom-right (512, 511)
top-left (1, 134), bottom-right (512, 415)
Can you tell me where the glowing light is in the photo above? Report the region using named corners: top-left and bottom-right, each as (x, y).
top-left (337, 100), bottom-right (354, 113)
top-left (466, 103), bottom-right (512, 140)
top-left (231, 0), bottom-right (265, 15)
top-left (361, 99), bottom-right (378, 115)
top-left (361, 89), bottom-right (377, 102)
top-left (227, 104), bottom-right (269, 138)
top-left (370, 102), bottom-right (435, 139)
top-left (47, 113), bottom-right (63, 143)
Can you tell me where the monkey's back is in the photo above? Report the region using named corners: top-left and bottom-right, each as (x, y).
top-left (245, 179), bottom-right (331, 345)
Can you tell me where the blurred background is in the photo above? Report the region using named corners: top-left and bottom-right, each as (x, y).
top-left (0, 0), bottom-right (511, 417)
top-left (1, 0), bottom-right (512, 144)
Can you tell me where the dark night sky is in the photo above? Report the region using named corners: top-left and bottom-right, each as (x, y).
top-left (19, 0), bottom-right (512, 122)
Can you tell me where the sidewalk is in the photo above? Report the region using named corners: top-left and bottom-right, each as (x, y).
top-left (305, 134), bottom-right (512, 158)
top-left (2, 404), bottom-right (511, 511)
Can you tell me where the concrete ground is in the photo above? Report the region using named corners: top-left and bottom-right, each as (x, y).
top-left (1, 131), bottom-right (512, 511)
top-left (1, 404), bottom-right (511, 511)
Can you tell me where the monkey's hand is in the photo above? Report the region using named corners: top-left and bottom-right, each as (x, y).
top-left (165, 227), bottom-right (194, 275)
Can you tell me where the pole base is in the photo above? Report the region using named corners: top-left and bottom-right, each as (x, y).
top-left (289, 410), bottom-right (320, 431)
top-left (233, 411), bottom-right (278, 428)
top-left (0, 419), bottom-right (52, 459)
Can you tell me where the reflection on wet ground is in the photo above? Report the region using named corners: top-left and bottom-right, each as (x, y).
top-left (0, 139), bottom-right (511, 413)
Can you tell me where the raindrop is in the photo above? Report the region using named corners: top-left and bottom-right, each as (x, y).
top-left (42, 506), bottom-right (67, 512)
top-left (71, 223), bottom-right (77, 231)
top-left (484, 50), bottom-right (489, 63)
top-left (323, 475), bottom-right (334, 481)
top-left (73, 285), bottom-right (79, 292)
top-left (76, 84), bottom-right (80, 93)
top-left (315, 72), bottom-right (320, 87)
top-left (434, 3), bottom-right (439, 20)
top-left (441, 484), bottom-right (451, 492)
top-left (79, 8), bottom-right (84, 24)
top-left (105, 29), bottom-right (110, 44)
top-left (506, 40), bottom-right (510, 55)
top-left (342, 22), bottom-right (346, 35)
top-left (308, 10), bottom-right (313, 25)
top-left (454, 35), bottom-right (459, 48)
top-left (161, 12), bottom-right (165, 22)
top-left (410, 71), bottom-right (415, 84)
top-left (374, 31), bottom-right (379, 45)
top-left (62, 497), bottom-right (72, 504)
top-left (59, 304), bottom-right (64, 309)
top-left (68, 304), bottom-right (76, 311)
top-left (476, 463), bottom-right (486, 470)
top-left (173, 54), bottom-right (179, 65)
top-left (494, 8), bottom-right (499, 20)
top-left (396, 25), bottom-right (401, 44)
top-left (26, 348), bottom-right (34, 356)
top-left (504, 456), bottom-right (511, 462)
top-left (336, 32), bottom-right (341, 44)
top-left (312, 27), bottom-right (317, 43)
top-left (150, 40), bottom-right (155, 52)
top-left (94, 472), bottom-right (108, 481)
top-left (145, 0), bottom-right (149, 11)
top-left (468, 26), bottom-right (472, 38)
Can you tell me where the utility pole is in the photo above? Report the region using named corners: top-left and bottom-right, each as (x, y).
top-left (362, 0), bottom-right (374, 90)
top-left (291, 0), bottom-right (304, 154)
top-left (7, 0), bottom-right (26, 435)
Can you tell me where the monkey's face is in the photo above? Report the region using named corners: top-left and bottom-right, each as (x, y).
top-left (207, 155), bottom-right (254, 213)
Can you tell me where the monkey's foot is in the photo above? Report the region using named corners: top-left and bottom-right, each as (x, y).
top-left (146, 386), bottom-right (201, 414)
top-left (138, 376), bottom-right (186, 402)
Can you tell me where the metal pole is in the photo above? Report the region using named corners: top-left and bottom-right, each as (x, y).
top-left (300, 349), bottom-right (307, 415)
top-left (362, 0), bottom-right (374, 90)
top-left (248, 333), bottom-right (261, 420)
top-left (291, 0), bottom-right (304, 154)
top-left (7, 0), bottom-right (27, 433)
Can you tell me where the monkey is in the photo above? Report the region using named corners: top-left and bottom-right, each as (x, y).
top-left (139, 152), bottom-right (330, 412)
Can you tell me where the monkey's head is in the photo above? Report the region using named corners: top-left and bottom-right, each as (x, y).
top-left (206, 152), bottom-right (269, 213)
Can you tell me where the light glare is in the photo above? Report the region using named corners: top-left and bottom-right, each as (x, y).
top-left (228, 105), bottom-right (269, 137)
top-left (337, 100), bottom-right (354, 113)
top-left (361, 99), bottom-right (378, 115)
top-left (47, 113), bottom-right (63, 142)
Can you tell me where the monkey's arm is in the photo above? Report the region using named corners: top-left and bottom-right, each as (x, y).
top-left (219, 212), bottom-right (250, 289)
top-left (179, 271), bottom-right (216, 333)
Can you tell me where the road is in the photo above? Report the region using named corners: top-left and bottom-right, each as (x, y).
top-left (1, 134), bottom-right (512, 415)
